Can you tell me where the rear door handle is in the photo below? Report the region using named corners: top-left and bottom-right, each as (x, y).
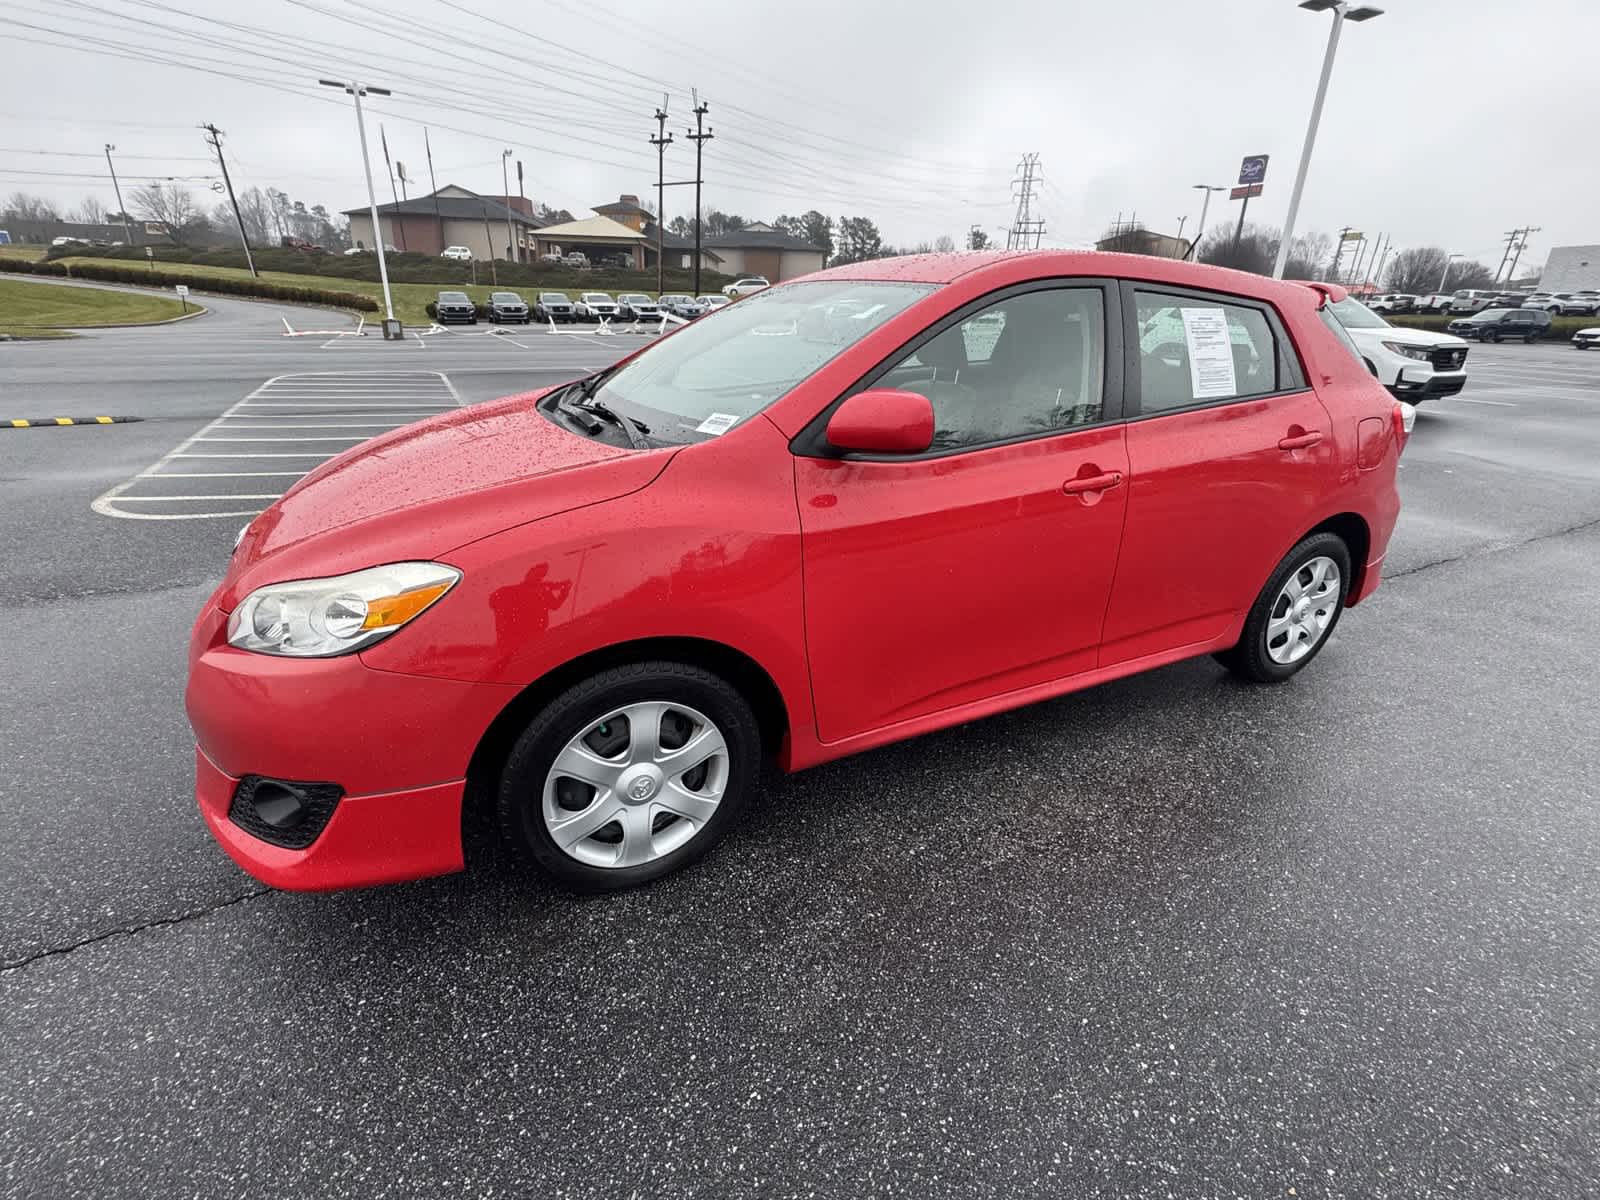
top-left (1062, 471), bottom-right (1123, 495)
top-left (1277, 430), bottom-right (1323, 450)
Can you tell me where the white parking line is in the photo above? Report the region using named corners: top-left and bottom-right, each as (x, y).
top-left (1453, 398), bottom-right (1519, 407)
top-left (92, 370), bottom-right (461, 520)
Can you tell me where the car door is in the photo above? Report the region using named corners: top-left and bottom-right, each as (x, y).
top-left (793, 281), bottom-right (1129, 744)
top-left (1098, 282), bottom-right (1335, 665)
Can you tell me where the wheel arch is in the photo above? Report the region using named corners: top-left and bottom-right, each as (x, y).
top-left (1303, 511), bottom-right (1371, 602)
top-left (463, 635), bottom-right (792, 828)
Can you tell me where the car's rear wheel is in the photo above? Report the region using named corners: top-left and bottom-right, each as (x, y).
top-left (1215, 532), bottom-right (1351, 684)
top-left (497, 662), bottom-right (761, 891)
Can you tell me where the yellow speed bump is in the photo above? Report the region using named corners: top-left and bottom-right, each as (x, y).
top-left (2, 416), bottom-right (139, 429)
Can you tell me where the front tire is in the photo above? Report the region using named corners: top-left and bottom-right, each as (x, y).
top-left (1215, 532), bottom-right (1352, 683)
top-left (497, 662), bottom-right (762, 891)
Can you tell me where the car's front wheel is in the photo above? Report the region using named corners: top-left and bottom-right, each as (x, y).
top-left (1215, 532), bottom-right (1351, 683)
top-left (497, 662), bottom-right (761, 891)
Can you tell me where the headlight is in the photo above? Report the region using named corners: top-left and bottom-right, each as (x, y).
top-left (1380, 341), bottom-right (1432, 361)
top-left (226, 562), bottom-right (461, 657)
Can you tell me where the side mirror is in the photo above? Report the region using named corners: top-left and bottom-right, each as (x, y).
top-left (825, 388), bottom-right (935, 455)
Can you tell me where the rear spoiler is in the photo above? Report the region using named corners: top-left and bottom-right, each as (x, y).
top-left (1288, 280), bottom-right (1350, 309)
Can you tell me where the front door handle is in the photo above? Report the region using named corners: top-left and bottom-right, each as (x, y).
top-left (1278, 430), bottom-right (1323, 451)
top-left (1062, 471), bottom-right (1123, 495)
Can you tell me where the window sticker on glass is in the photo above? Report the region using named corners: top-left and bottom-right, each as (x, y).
top-left (695, 412), bottom-right (740, 435)
top-left (1180, 307), bottom-right (1238, 399)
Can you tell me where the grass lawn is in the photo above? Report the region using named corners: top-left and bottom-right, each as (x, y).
top-left (0, 276), bottom-right (198, 328)
top-left (0, 326), bottom-right (75, 339)
top-left (55, 255), bottom-right (707, 326)
top-left (0, 244), bottom-right (48, 263)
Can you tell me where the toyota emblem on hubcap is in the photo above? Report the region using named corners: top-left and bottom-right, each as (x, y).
top-left (628, 776), bottom-right (657, 801)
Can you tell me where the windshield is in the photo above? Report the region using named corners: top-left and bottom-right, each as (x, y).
top-left (541, 293), bottom-right (569, 302)
top-left (583, 293), bottom-right (612, 302)
top-left (660, 295), bottom-right (689, 304)
top-left (439, 292), bottom-right (468, 302)
top-left (1328, 297), bottom-right (1390, 329)
top-left (620, 294), bottom-right (649, 304)
top-left (491, 293), bottom-right (519, 302)
top-left (585, 280), bottom-right (935, 445)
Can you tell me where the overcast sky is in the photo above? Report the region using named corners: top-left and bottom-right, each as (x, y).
top-left (3, 0), bottom-right (1596, 273)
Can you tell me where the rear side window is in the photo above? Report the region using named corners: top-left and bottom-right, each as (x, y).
top-left (1317, 308), bottom-right (1367, 368)
top-left (1133, 291), bottom-right (1280, 413)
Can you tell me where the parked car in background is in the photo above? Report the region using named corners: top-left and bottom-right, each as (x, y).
top-left (722, 276), bottom-right (770, 297)
top-left (658, 293), bottom-right (710, 319)
top-left (441, 245), bottom-right (473, 261)
top-left (1572, 326), bottom-right (1600, 350)
top-left (617, 293), bottom-right (661, 321)
top-left (698, 294), bottom-right (731, 311)
top-left (1450, 289), bottom-right (1499, 314)
top-left (1488, 292), bottom-right (1527, 308)
top-left (535, 292), bottom-right (577, 323)
top-left (1520, 292), bottom-right (1558, 311)
top-left (188, 252), bottom-right (1407, 893)
top-left (1366, 294), bottom-right (1417, 314)
top-left (1563, 291), bottom-right (1600, 315)
top-left (1321, 294), bottom-right (1468, 402)
top-left (1413, 293), bottom-right (1455, 313)
top-left (539, 252), bottom-right (565, 265)
top-left (433, 290), bottom-right (477, 325)
top-left (577, 292), bottom-right (620, 321)
top-left (1447, 307), bottom-right (1552, 342)
top-left (50, 236), bottom-right (85, 247)
top-left (562, 252), bottom-right (589, 268)
top-left (486, 291), bottom-right (530, 324)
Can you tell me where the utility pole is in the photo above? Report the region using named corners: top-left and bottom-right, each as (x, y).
top-left (1437, 253), bottom-right (1461, 293)
top-left (318, 79), bottom-right (396, 330)
top-left (378, 124), bottom-right (404, 251)
top-left (650, 99), bottom-right (674, 294)
top-left (1006, 153), bottom-right (1044, 250)
top-left (1505, 226), bottom-right (1539, 285)
top-left (200, 123), bottom-right (257, 277)
top-left (424, 127), bottom-right (443, 256)
top-left (479, 198), bottom-right (498, 285)
top-left (686, 94), bottom-right (712, 296)
top-left (1328, 225), bottom-right (1352, 282)
top-left (103, 144), bottom-right (133, 247)
top-left (1493, 229), bottom-right (1520, 286)
top-left (1372, 234), bottom-right (1393, 290)
top-left (500, 149), bottom-right (516, 264)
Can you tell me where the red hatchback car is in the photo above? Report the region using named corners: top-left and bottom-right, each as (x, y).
top-left (187, 252), bottom-right (1404, 892)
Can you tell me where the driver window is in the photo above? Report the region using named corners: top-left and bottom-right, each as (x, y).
top-left (883, 288), bottom-right (1106, 451)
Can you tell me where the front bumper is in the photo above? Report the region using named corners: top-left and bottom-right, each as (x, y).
top-left (437, 310), bottom-right (475, 323)
top-left (1573, 333), bottom-right (1600, 349)
top-left (1389, 368), bottom-right (1467, 400)
top-left (186, 606), bottom-right (519, 890)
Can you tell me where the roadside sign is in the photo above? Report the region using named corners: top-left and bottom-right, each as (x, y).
top-left (1341, 230), bottom-right (1364, 241)
top-left (1238, 155), bottom-right (1269, 186)
top-left (145, 247), bottom-right (154, 257)
top-left (1230, 184), bottom-right (1263, 200)
top-left (174, 285), bottom-right (189, 296)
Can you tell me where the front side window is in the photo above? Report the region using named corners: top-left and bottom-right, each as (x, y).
top-left (873, 287), bottom-right (1106, 450)
top-left (585, 280), bottom-right (934, 445)
top-left (1134, 291), bottom-right (1278, 414)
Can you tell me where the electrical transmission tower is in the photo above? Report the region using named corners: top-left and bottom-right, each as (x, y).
top-left (1006, 153), bottom-right (1045, 250)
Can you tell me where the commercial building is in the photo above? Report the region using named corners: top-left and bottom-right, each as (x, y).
top-left (343, 186), bottom-right (545, 261)
top-left (1538, 245), bottom-right (1600, 292)
top-left (593, 195), bottom-right (723, 273)
top-left (704, 222), bottom-right (826, 281)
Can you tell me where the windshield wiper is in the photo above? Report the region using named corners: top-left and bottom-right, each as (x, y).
top-left (575, 397), bottom-right (650, 449)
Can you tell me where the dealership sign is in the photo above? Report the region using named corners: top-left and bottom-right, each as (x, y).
top-left (1238, 155), bottom-right (1269, 186)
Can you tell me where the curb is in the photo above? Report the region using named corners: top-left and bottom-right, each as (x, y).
top-left (4, 416), bottom-right (142, 429)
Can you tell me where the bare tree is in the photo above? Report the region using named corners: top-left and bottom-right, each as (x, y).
top-left (934, 234), bottom-right (956, 253)
top-left (131, 181), bottom-right (208, 245)
top-left (1384, 246), bottom-right (1452, 295)
top-left (236, 186), bottom-right (273, 245)
top-left (3, 191), bottom-right (62, 222)
top-left (74, 195), bottom-right (109, 224)
top-left (1447, 259), bottom-right (1495, 291)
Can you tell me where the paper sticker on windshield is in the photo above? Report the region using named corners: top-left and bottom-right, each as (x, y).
top-left (696, 413), bottom-right (740, 436)
top-left (1180, 307), bottom-right (1238, 399)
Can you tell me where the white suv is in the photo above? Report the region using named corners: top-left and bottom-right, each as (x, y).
top-left (441, 245), bottom-right (473, 261)
top-left (1528, 291), bottom-right (1600, 315)
top-left (1324, 294), bottom-right (1469, 403)
top-left (722, 276), bottom-right (770, 297)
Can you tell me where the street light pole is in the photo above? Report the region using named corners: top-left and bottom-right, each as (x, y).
top-left (501, 149), bottom-right (516, 264)
top-left (1437, 252), bottom-right (1462, 292)
top-left (1191, 184), bottom-right (1225, 253)
top-left (104, 144), bottom-right (133, 246)
top-left (1272, 1), bottom-right (1384, 279)
top-left (320, 79), bottom-right (396, 330)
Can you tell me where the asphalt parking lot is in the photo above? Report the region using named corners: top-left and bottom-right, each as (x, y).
top-left (2, 298), bottom-right (1597, 1198)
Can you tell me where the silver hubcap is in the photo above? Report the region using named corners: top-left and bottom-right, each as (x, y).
top-left (1266, 555), bottom-right (1341, 665)
top-left (541, 701), bottom-right (729, 869)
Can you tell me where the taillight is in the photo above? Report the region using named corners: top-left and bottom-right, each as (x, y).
top-left (1392, 400), bottom-right (1415, 453)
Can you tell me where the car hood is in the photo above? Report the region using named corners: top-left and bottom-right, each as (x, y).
top-left (1346, 325), bottom-right (1468, 348)
top-left (217, 389), bottom-right (672, 610)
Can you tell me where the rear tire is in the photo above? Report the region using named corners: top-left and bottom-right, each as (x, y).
top-left (496, 662), bottom-right (762, 892)
top-left (1214, 532), bottom-right (1352, 684)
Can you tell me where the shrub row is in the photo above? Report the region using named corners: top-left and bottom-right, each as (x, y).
top-left (47, 243), bottom-right (730, 293)
top-left (0, 256), bottom-right (379, 312)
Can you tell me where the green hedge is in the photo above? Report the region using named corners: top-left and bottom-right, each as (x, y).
top-left (0, 255), bottom-right (378, 312)
top-left (48, 243), bottom-right (730, 293)
top-left (1390, 312), bottom-right (1596, 339)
